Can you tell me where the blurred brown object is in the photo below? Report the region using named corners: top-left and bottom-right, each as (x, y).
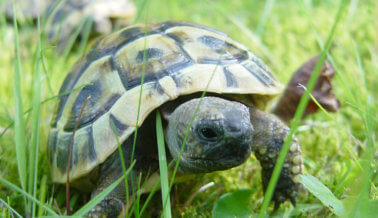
top-left (273, 56), bottom-right (340, 122)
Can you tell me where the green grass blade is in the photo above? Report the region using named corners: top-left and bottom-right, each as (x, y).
top-left (300, 174), bottom-right (345, 216)
top-left (11, 0), bottom-right (27, 202)
top-left (255, 0), bottom-right (276, 35)
top-left (353, 41), bottom-right (367, 91)
top-left (73, 161), bottom-right (135, 216)
top-left (42, 216), bottom-right (81, 218)
top-left (40, 50), bottom-right (54, 96)
top-left (134, 173), bottom-right (143, 218)
top-left (77, 17), bottom-right (93, 56)
top-left (258, 1), bottom-right (348, 216)
top-left (297, 84), bottom-right (333, 119)
top-left (0, 10), bottom-right (5, 42)
top-left (311, 5), bottom-right (375, 216)
top-left (134, 0), bottom-right (151, 23)
top-left (131, 2), bottom-right (150, 163)
top-left (345, 0), bottom-right (359, 26)
top-left (37, 175), bottom-right (48, 217)
top-left (129, 4), bottom-right (151, 216)
top-left (61, 16), bottom-right (89, 60)
top-left (0, 198), bottom-right (22, 218)
top-left (0, 82), bottom-right (92, 139)
top-left (110, 120), bottom-right (130, 218)
top-left (0, 105), bottom-right (13, 123)
top-left (313, 33), bottom-right (357, 107)
top-left (139, 176), bottom-right (161, 217)
top-left (349, 98), bottom-right (375, 217)
top-left (0, 100), bottom-right (13, 122)
top-left (58, 17), bottom-right (89, 60)
top-left (27, 16), bottom-right (43, 217)
top-left (156, 110), bottom-right (172, 218)
top-left (42, 83), bottom-right (93, 103)
top-left (0, 112), bottom-right (11, 123)
top-left (41, 0), bottom-right (63, 27)
top-left (0, 177), bottom-right (58, 216)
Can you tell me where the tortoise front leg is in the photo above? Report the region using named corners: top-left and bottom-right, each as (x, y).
top-left (85, 139), bottom-right (135, 218)
top-left (87, 163), bottom-right (127, 218)
top-left (249, 107), bottom-right (303, 209)
top-left (86, 129), bottom-right (159, 218)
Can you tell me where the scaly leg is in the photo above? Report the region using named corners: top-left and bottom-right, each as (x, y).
top-left (86, 118), bottom-right (159, 217)
top-left (249, 107), bottom-right (303, 209)
top-left (86, 150), bottom-right (128, 218)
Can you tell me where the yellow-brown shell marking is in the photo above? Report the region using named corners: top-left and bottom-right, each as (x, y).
top-left (48, 22), bottom-right (283, 183)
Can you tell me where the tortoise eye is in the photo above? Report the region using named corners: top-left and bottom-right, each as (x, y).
top-left (198, 126), bottom-right (220, 142)
top-left (201, 128), bottom-right (218, 139)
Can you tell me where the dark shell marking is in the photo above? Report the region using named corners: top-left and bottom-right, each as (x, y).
top-left (52, 125), bottom-right (98, 173)
top-left (136, 48), bottom-right (164, 63)
top-left (109, 114), bottom-right (128, 136)
top-left (49, 22), bottom-right (282, 182)
top-left (223, 67), bottom-right (238, 87)
top-left (196, 35), bottom-right (248, 64)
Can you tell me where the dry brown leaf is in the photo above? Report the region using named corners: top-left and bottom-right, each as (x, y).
top-left (273, 56), bottom-right (340, 122)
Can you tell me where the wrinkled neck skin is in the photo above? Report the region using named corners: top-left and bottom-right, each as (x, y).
top-left (164, 101), bottom-right (194, 166)
top-left (164, 106), bottom-right (199, 173)
top-left (164, 97), bottom-right (253, 174)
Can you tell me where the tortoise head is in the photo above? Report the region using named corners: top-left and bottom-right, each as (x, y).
top-left (164, 97), bottom-right (253, 173)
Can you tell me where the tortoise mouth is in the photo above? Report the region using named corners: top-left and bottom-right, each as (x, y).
top-left (202, 143), bottom-right (251, 161)
top-left (181, 143), bottom-right (252, 173)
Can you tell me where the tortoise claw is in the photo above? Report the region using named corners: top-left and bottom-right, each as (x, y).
top-left (290, 197), bottom-right (297, 207)
top-left (290, 196), bottom-right (296, 206)
top-left (273, 201), bottom-right (281, 212)
top-left (272, 196), bottom-right (296, 212)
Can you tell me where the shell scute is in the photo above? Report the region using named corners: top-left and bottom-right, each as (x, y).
top-left (242, 61), bottom-right (276, 87)
top-left (51, 56), bottom-right (90, 128)
top-left (165, 26), bottom-right (249, 65)
top-left (112, 34), bottom-right (194, 90)
top-left (58, 56), bottom-right (125, 131)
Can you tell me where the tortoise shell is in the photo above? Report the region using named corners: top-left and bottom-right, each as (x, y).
top-left (2, 0), bottom-right (135, 51)
top-left (1, 0), bottom-right (53, 19)
top-left (45, 0), bottom-right (136, 50)
top-left (48, 21), bottom-right (283, 183)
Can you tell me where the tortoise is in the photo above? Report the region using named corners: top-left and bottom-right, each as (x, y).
top-left (1, 0), bottom-right (136, 52)
top-left (0, 0), bottom-right (53, 19)
top-left (47, 21), bottom-right (303, 216)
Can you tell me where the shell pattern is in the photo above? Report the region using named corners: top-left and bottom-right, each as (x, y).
top-left (48, 22), bottom-right (283, 183)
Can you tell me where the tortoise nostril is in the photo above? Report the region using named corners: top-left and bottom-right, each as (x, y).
top-left (226, 121), bottom-right (254, 144)
top-left (224, 109), bottom-right (252, 134)
top-left (227, 123), bottom-right (241, 132)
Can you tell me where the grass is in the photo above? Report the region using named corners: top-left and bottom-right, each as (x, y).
top-left (259, 1), bottom-right (347, 216)
top-left (156, 111), bottom-right (172, 218)
top-left (11, 0), bottom-right (27, 200)
top-left (0, 0), bottom-right (376, 217)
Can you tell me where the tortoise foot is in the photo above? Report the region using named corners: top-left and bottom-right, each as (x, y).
top-left (86, 197), bottom-right (124, 218)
